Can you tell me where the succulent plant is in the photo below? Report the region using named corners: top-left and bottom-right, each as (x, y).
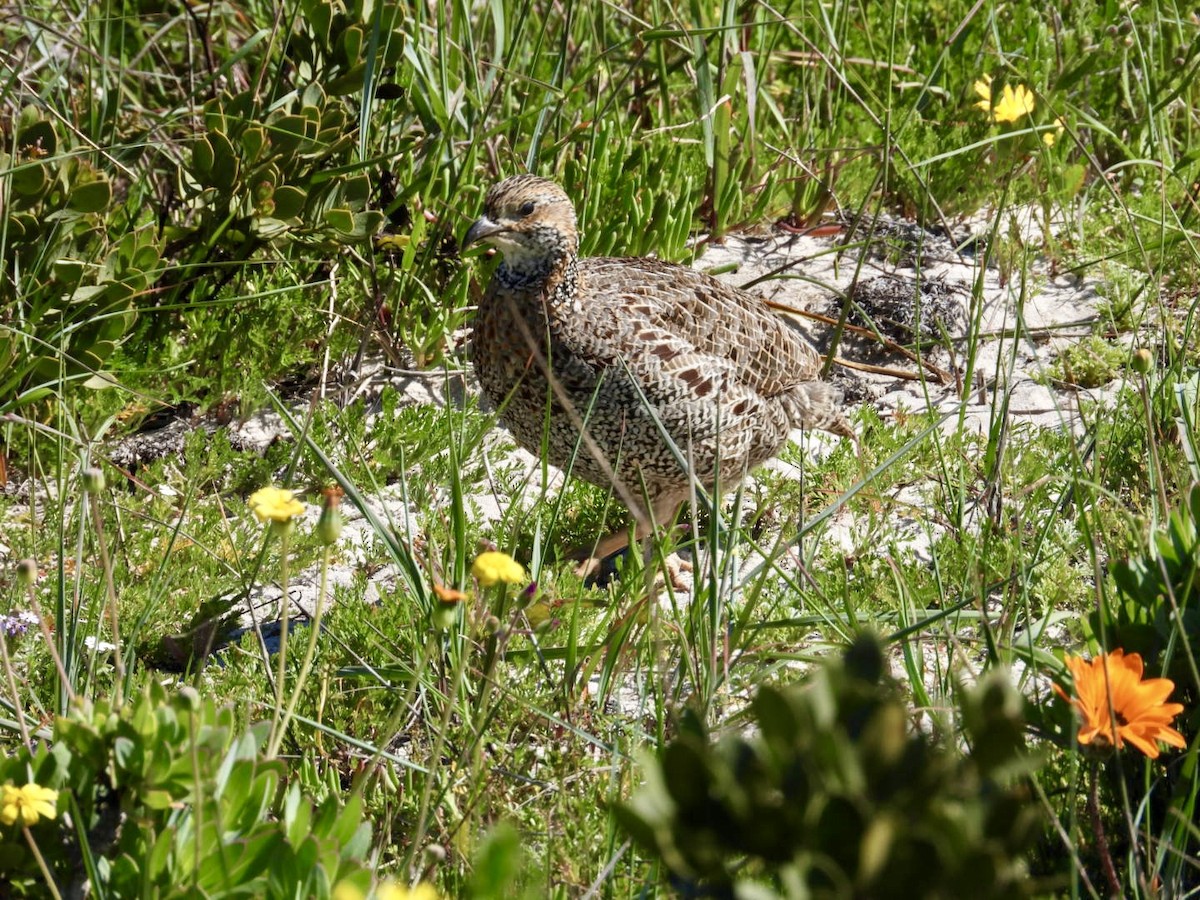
top-left (0, 107), bottom-right (161, 413)
top-left (615, 635), bottom-right (1043, 899)
top-left (0, 682), bottom-right (376, 896)
top-left (177, 83), bottom-right (383, 252)
top-left (287, 0), bottom-right (407, 97)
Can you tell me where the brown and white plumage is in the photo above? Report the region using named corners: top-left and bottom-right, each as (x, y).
top-left (464, 174), bottom-right (854, 564)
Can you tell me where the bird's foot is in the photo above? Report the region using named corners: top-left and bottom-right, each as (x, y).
top-left (572, 555), bottom-right (607, 583)
top-left (573, 551), bottom-right (691, 592)
top-left (663, 553), bottom-right (692, 592)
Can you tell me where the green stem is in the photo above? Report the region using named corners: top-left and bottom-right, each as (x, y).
top-left (89, 494), bottom-right (125, 706)
top-left (1137, 375), bottom-right (1169, 517)
top-left (23, 580), bottom-right (74, 704)
top-left (24, 825), bottom-right (63, 900)
top-left (409, 627), bottom-right (468, 861)
top-left (0, 631), bottom-right (32, 750)
top-left (267, 526), bottom-right (292, 758)
top-left (276, 546), bottom-right (330, 753)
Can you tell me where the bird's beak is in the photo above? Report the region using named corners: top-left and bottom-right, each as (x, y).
top-left (463, 215), bottom-right (506, 250)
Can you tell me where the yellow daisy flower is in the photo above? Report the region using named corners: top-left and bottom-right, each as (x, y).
top-left (471, 551), bottom-right (526, 587)
top-left (972, 75), bottom-right (994, 114)
top-left (992, 83), bottom-right (1036, 123)
top-left (974, 75), bottom-right (1036, 123)
top-left (248, 486), bottom-right (306, 524)
top-left (0, 783), bottom-right (58, 827)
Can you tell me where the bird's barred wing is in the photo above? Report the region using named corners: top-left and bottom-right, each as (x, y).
top-left (579, 258), bottom-right (822, 398)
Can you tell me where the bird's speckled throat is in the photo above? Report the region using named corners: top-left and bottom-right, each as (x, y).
top-left (465, 174), bottom-right (580, 293)
top-left (493, 228), bottom-right (577, 293)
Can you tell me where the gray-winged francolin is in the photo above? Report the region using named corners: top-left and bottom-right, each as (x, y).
top-left (464, 175), bottom-right (854, 570)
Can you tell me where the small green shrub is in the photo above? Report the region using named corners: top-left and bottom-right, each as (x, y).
top-left (1048, 336), bottom-right (1126, 388)
top-left (1089, 484), bottom-right (1200, 712)
top-left (178, 83), bottom-right (382, 253)
top-left (615, 635), bottom-right (1043, 898)
top-left (0, 107), bottom-right (161, 413)
top-left (0, 682), bottom-right (374, 898)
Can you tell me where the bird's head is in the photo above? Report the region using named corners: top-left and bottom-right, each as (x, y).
top-left (463, 175), bottom-right (578, 279)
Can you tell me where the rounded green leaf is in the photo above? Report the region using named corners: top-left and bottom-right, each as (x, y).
top-left (192, 135), bottom-right (215, 175)
top-left (270, 115), bottom-right (308, 154)
top-left (272, 185), bottom-right (306, 219)
top-left (10, 161), bottom-right (49, 197)
top-left (241, 126), bottom-right (268, 163)
top-left (207, 130), bottom-right (239, 191)
top-left (324, 207), bottom-right (355, 234)
top-left (340, 26), bottom-right (363, 64)
top-left (68, 176), bottom-right (112, 213)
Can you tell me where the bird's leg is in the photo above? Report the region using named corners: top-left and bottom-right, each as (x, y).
top-left (569, 512), bottom-right (649, 582)
top-left (646, 495), bottom-right (691, 592)
top-left (571, 496), bottom-right (692, 591)
top-left (569, 527), bottom-right (637, 578)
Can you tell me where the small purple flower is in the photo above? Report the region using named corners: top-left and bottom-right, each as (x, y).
top-left (1, 611), bottom-right (39, 638)
top-left (522, 581), bottom-right (538, 598)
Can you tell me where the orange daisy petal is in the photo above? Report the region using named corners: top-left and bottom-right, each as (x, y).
top-left (432, 583), bottom-right (468, 603)
top-left (1056, 650), bottom-right (1186, 759)
top-left (1120, 729), bottom-right (1162, 759)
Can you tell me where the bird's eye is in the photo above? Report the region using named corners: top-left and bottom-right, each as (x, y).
top-left (517, 200), bottom-right (536, 217)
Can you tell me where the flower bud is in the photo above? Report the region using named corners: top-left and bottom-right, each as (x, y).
top-left (15, 558), bottom-right (37, 587)
top-left (316, 487), bottom-right (343, 545)
top-left (1131, 348), bottom-right (1153, 375)
top-left (269, 519), bottom-right (295, 538)
top-left (431, 601), bottom-right (461, 631)
top-left (82, 466), bottom-right (106, 494)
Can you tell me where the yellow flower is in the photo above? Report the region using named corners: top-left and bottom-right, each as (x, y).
top-left (248, 486), bottom-right (306, 524)
top-left (1053, 649), bottom-right (1187, 758)
top-left (471, 551), bottom-right (525, 587)
top-left (1043, 116), bottom-right (1066, 147)
top-left (972, 75), bottom-right (994, 113)
top-left (374, 234), bottom-right (411, 253)
top-left (376, 882), bottom-right (441, 900)
top-left (992, 83), bottom-right (1035, 123)
top-left (974, 75), bottom-right (1036, 123)
top-left (0, 783), bottom-right (58, 826)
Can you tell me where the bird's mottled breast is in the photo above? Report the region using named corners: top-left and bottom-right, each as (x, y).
top-left (473, 264), bottom-right (608, 418)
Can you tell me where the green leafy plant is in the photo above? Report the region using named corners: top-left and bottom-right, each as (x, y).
top-left (177, 83), bottom-right (382, 253)
top-left (0, 682), bottom-right (374, 898)
top-left (288, 0), bottom-right (407, 96)
top-left (0, 107), bottom-right (161, 412)
top-left (1047, 336), bottom-right (1126, 388)
top-left (615, 635), bottom-right (1043, 898)
top-left (1089, 483), bottom-right (1200, 709)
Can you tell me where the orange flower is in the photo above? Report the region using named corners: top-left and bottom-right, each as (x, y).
top-left (1054, 649), bottom-right (1186, 758)
top-left (432, 582), bottom-right (468, 603)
